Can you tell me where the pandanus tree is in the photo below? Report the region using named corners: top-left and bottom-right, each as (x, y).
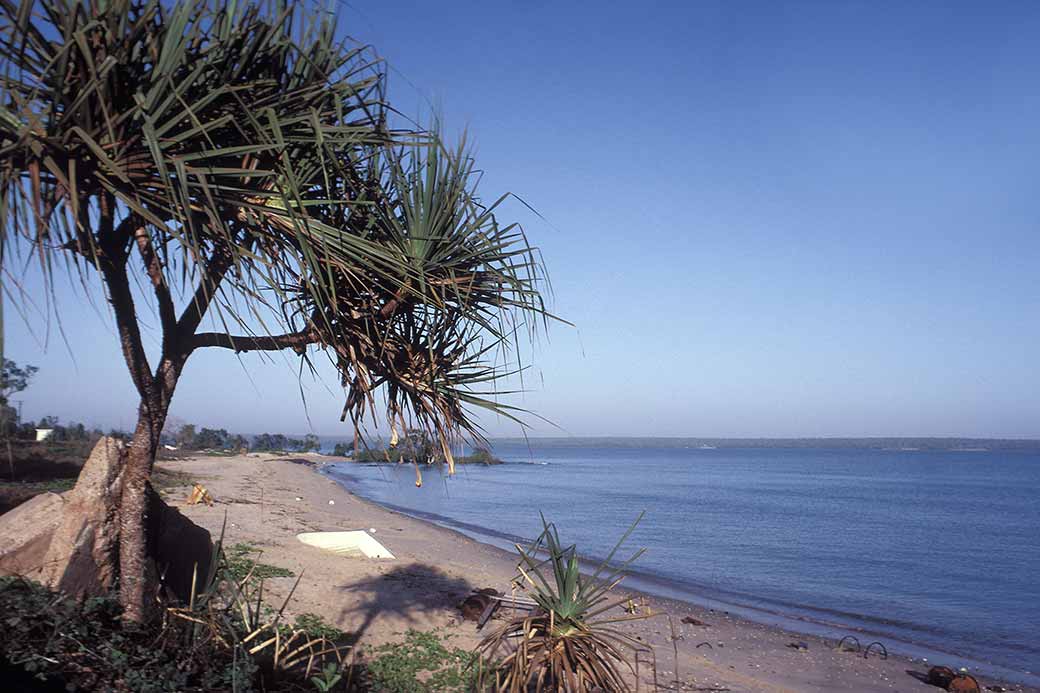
top-left (0, 0), bottom-right (549, 621)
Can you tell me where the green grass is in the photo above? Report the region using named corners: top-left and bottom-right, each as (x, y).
top-left (292, 613), bottom-right (348, 642)
top-left (223, 543), bottom-right (295, 583)
top-left (0, 478), bottom-right (77, 514)
top-left (0, 477), bottom-right (75, 493)
top-left (366, 629), bottom-right (485, 692)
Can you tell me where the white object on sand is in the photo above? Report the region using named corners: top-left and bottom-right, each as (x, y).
top-left (296, 530), bottom-right (395, 559)
top-left (328, 500), bottom-right (335, 505)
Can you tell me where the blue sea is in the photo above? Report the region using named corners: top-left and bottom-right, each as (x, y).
top-left (322, 441), bottom-right (1040, 682)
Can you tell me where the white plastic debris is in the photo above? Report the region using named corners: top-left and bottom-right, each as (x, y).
top-left (328, 500), bottom-right (335, 505)
top-left (297, 530), bottom-right (395, 559)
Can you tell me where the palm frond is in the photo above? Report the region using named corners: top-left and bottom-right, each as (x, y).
top-left (1, 0), bottom-right (558, 455)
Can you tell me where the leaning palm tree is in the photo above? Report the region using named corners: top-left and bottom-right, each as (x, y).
top-left (0, 0), bottom-right (550, 621)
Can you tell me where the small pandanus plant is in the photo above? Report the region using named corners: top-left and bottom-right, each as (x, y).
top-left (475, 513), bottom-right (652, 692)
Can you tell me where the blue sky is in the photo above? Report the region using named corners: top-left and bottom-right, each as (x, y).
top-left (7, 1), bottom-right (1040, 437)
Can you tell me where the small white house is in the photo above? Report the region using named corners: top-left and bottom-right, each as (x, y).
top-left (35, 428), bottom-right (54, 442)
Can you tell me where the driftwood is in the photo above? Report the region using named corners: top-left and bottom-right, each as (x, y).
top-left (477, 594), bottom-right (540, 630)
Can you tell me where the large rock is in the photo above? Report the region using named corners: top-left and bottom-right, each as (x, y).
top-left (38, 437), bottom-right (126, 597)
top-left (948, 675), bottom-right (981, 693)
top-left (0, 436), bottom-right (212, 605)
top-left (0, 491), bottom-right (65, 574)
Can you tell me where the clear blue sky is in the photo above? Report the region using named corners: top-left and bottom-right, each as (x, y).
top-left (7, 0), bottom-right (1040, 438)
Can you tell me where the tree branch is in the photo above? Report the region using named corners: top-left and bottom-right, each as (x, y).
top-left (98, 204), bottom-right (138, 261)
top-left (190, 329), bottom-right (319, 353)
top-left (133, 226), bottom-right (177, 341)
top-left (176, 244), bottom-right (234, 338)
top-left (99, 216), bottom-right (157, 405)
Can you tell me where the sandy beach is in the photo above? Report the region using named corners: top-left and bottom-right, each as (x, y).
top-left (159, 452), bottom-right (1035, 693)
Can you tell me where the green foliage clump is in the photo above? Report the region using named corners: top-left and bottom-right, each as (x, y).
top-left (311, 661), bottom-right (344, 692)
top-left (1, 360), bottom-right (38, 437)
top-left (366, 629), bottom-right (484, 692)
top-left (345, 439), bottom-right (502, 465)
top-left (224, 543), bottom-right (295, 583)
top-left (456, 448), bottom-right (503, 465)
top-left (352, 446), bottom-right (401, 463)
top-left (248, 432), bottom-right (321, 453)
top-left (476, 514), bottom-right (648, 691)
top-left (0, 576), bottom-right (256, 692)
top-left (292, 613), bottom-right (349, 642)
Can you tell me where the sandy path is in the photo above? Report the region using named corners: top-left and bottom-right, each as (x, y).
top-left (160, 453), bottom-right (1034, 693)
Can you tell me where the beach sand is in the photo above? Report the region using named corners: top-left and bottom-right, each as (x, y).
top-left (160, 452), bottom-right (1034, 693)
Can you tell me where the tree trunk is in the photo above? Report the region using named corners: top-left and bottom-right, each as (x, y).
top-left (118, 399), bottom-right (169, 623)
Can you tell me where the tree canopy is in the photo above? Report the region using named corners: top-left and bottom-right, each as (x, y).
top-left (0, 0), bottom-right (555, 620)
top-left (0, 0), bottom-right (551, 460)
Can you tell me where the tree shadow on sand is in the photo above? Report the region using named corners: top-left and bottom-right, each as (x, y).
top-left (336, 563), bottom-right (477, 644)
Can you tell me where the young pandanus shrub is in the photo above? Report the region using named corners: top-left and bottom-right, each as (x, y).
top-left (475, 513), bottom-right (650, 692)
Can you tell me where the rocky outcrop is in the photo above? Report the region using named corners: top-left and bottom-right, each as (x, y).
top-left (38, 437), bottom-right (125, 597)
top-left (0, 436), bottom-right (212, 605)
top-left (0, 491), bottom-right (65, 575)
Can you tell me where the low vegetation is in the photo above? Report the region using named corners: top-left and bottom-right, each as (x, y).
top-left (365, 629), bottom-right (484, 693)
top-left (0, 479), bottom-right (645, 692)
top-left (0, 532), bottom-right (343, 692)
top-left (0, 575), bottom-right (257, 692)
top-left (224, 543), bottom-right (296, 583)
top-left (0, 577), bottom-right (495, 692)
top-left (477, 514), bottom-right (650, 692)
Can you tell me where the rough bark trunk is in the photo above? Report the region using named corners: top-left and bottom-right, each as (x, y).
top-left (118, 402), bottom-right (167, 623)
top-left (88, 211), bottom-right (313, 621)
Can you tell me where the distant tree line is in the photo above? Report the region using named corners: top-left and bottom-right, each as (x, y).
top-left (0, 360), bottom-right (325, 455)
top-left (167, 423), bottom-right (249, 451)
top-left (250, 432), bottom-right (321, 453)
top-left (164, 420), bottom-right (321, 453)
top-left (7, 416), bottom-right (107, 442)
top-left (333, 429), bottom-right (502, 465)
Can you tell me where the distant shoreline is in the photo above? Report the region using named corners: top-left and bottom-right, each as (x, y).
top-left (480, 436), bottom-right (1040, 451)
top-left (309, 436), bottom-right (1040, 453)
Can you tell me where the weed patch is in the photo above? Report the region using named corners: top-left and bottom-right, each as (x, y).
top-left (223, 542), bottom-right (295, 583)
top-left (366, 629), bottom-right (485, 692)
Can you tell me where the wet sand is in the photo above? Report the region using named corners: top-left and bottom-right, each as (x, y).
top-left (160, 452), bottom-right (1035, 693)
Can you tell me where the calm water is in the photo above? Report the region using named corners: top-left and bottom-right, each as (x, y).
top-left (323, 442), bottom-right (1040, 679)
